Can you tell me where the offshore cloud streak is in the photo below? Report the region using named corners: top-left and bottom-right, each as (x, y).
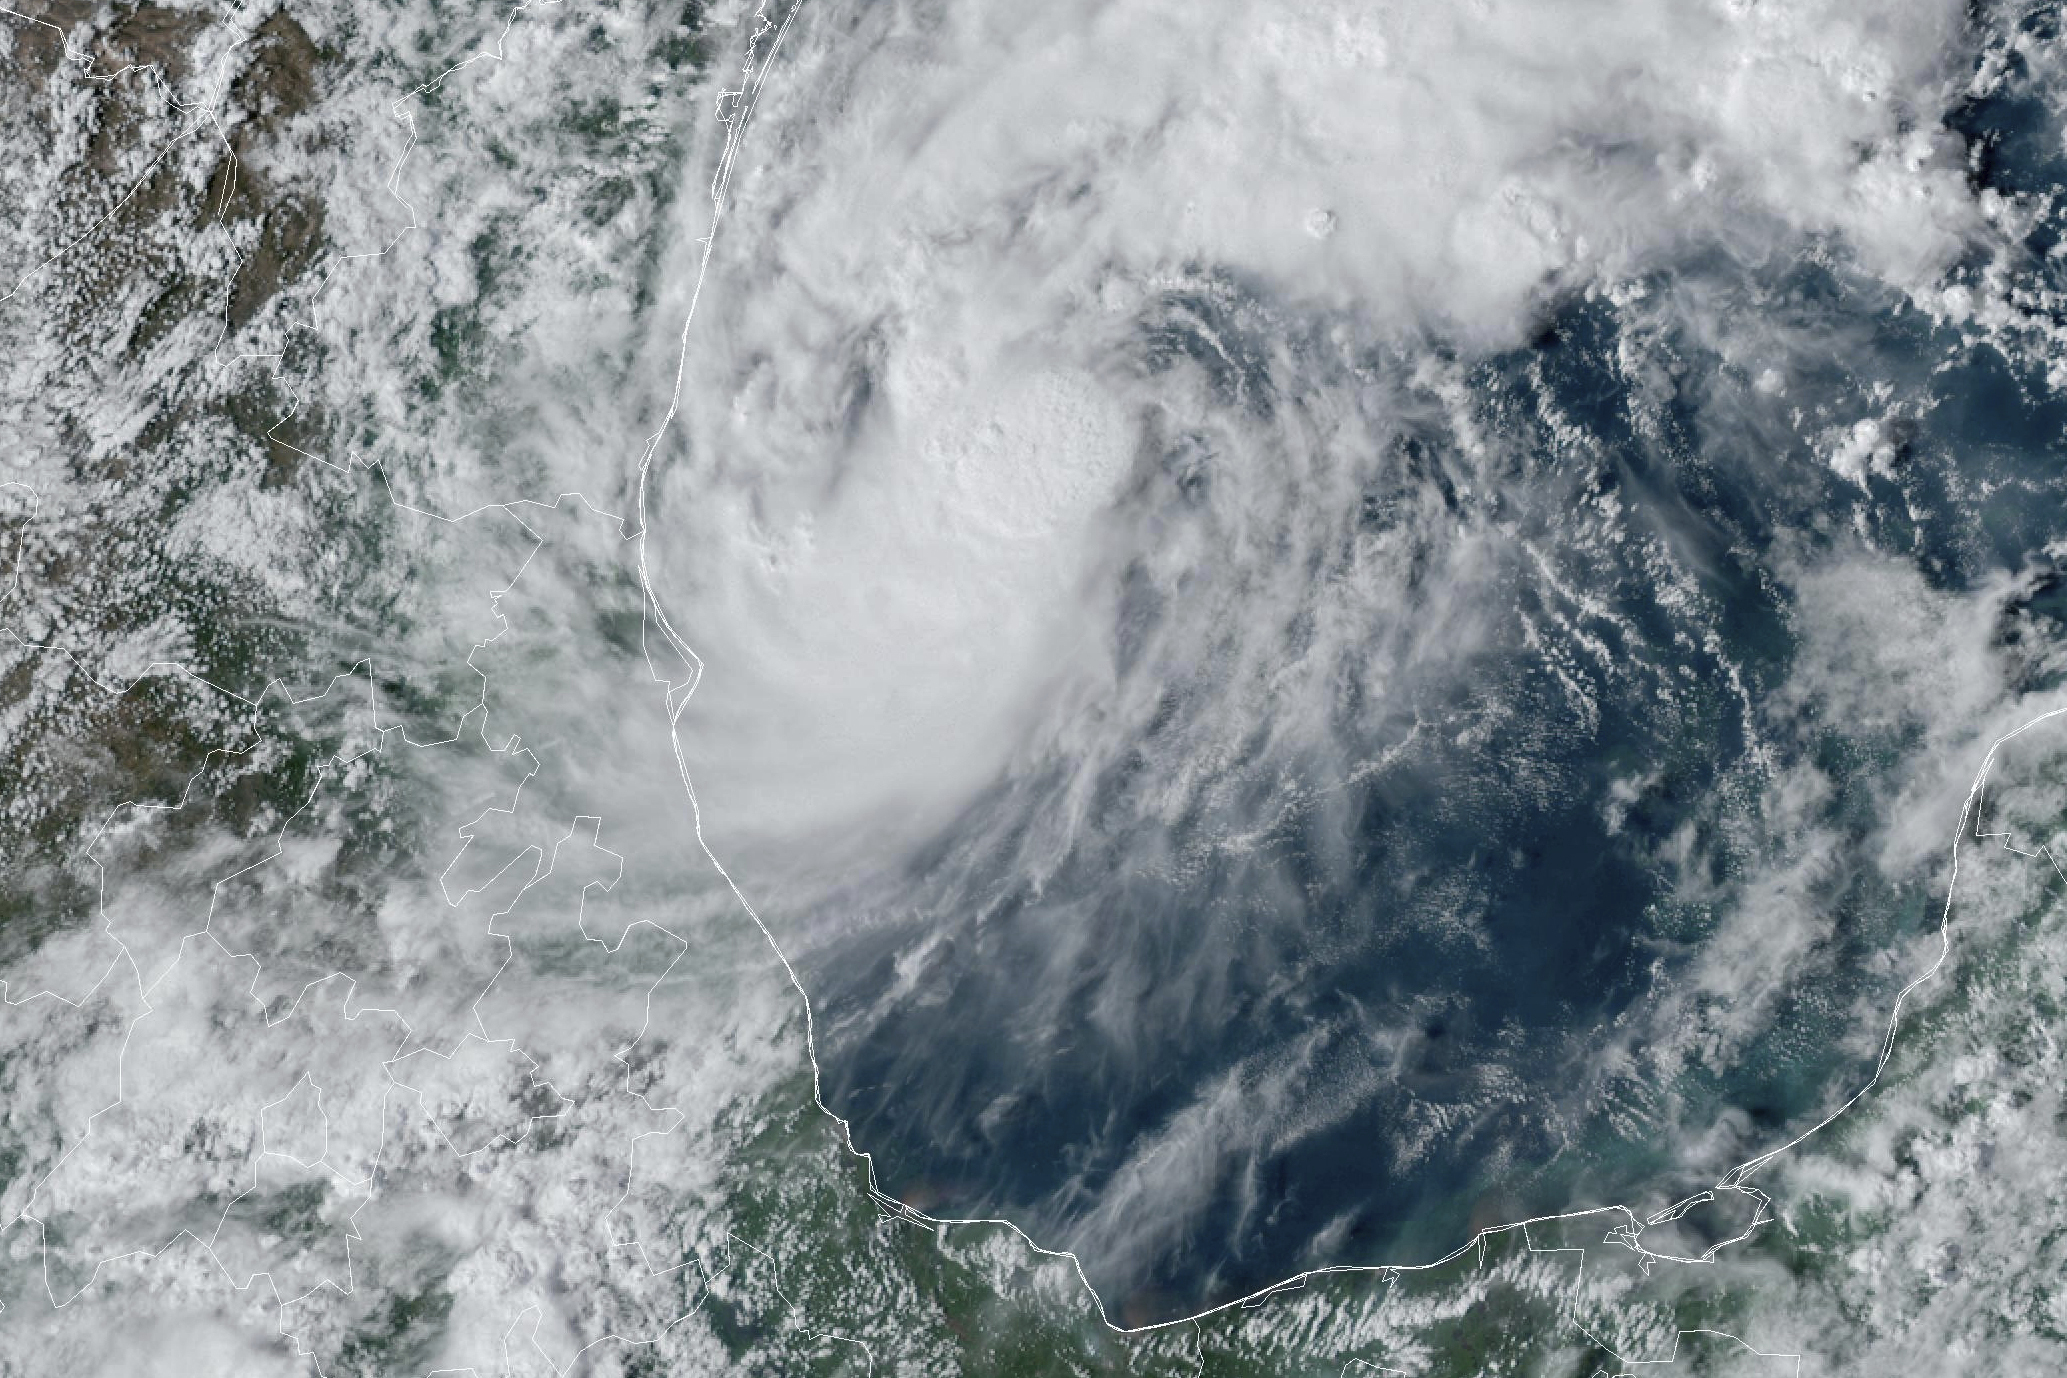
top-left (637, 0), bottom-right (2059, 1313)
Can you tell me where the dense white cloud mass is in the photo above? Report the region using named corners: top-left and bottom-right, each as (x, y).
top-left (651, 0), bottom-right (1986, 877)
top-left (10, 0), bottom-right (2067, 1367)
top-left (630, 0), bottom-right (2067, 1314)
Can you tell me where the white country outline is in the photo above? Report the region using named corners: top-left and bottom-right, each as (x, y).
top-left (1571, 1322), bottom-right (1803, 1378)
top-left (202, 972), bottom-right (410, 1314)
top-left (259, 1071), bottom-right (331, 1170)
top-left (1973, 770), bottom-right (2067, 887)
top-left (3, 311), bottom-right (885, 1370)
top-left (463, 815), bottom-right (694, 1214)
top-left (384, 1034), bottom-right (571, 1159)
top-left (497, 1226), bottom-right (870, 1378)
top-left (0, 490), bottom-right (718, 1359)
top-left (1342, 1361), bottom-right (1409, 1378)
top-left (1, 0), bottom-right (2062, 1375)
top-left (695, 698), bottom-right (2064, 1367)
top-left (0, 0), bottom-right (354, 409)
top-left (0, 477), bottom-right (691, 1348)
top-left (0, 483), bottom-right (36, 606)
top-left (0, 536), bottom-right (701, 1370)
top-left (280, 7), bottom-right (903, 1355)
top-left (0, 1), bottom-right (252, 309)
top-left (494, 1232), bottom-right (725, 1377)
top-left (616, 2), bottom-right (2067, 1374)
top-left (0, 0), bottom-right (734, 1368)
top-left (0, 28), bottom-right (884, 1316)
top-left (712, 1228), bottom-right (878, 1376)
top-left (4, 949), bottom-right (413, 1323)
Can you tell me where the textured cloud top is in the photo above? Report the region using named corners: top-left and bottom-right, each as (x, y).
top-left (655, 0), bottom-right (1996, 876)
top-left (635, 0), bottom-right (2067, 1318)
top-left (6, 0), bottom-right (2067, 1372)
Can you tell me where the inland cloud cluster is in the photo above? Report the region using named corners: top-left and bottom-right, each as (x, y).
top-left (5, 0), bottom-right (2067, 1374)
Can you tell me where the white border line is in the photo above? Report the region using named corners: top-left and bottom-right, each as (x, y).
top-left (1, 0), bottom-right (2058, 1369)
top-left (620, 0), bottom-right (2067, 1343)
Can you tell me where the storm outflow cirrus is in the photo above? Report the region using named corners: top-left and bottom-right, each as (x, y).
top-left (643, 0), bottom-right (2067, 1319)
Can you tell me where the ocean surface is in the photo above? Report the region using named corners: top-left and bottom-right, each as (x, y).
top-left (798, 202), bottom-right (2067, 1318)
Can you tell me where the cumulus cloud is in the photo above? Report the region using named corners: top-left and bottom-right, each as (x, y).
top-left (10, 0), bottom-right (2067, 1356)
top-left (625, 0), bottom-right (2050, 1315)
top-left (651, 0), bottom-right (1990, 882)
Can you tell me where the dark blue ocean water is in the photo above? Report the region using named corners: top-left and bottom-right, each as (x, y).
top-left (799, 67), bottom-right (2067, 1322)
